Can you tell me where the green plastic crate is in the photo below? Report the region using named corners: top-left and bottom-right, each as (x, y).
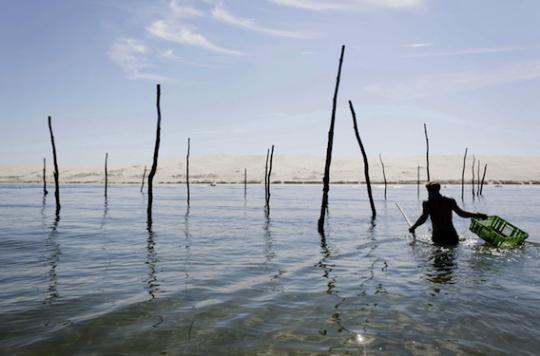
top-left (469, 216), bottom-right (528, 248)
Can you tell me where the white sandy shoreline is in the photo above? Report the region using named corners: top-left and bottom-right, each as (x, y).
top-left (1, 155), bottom-right (540, 185)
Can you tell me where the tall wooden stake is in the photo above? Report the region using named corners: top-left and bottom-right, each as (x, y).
top-left (43, 158), bottom-right (48, 196)
top-left (480, 164), bottom-right (487, 196)
top-left (186, 137), bottom-right (190, 206)
top-left (417, 165), bottom-right (420, 198)
top-left (147, 84), bottom-right (162, 223)
top-left (318, 45), bottom-right (345, 233)
top-left (476, 159), bottom-right (481, 196)
top-left (244, 168), bottom-right (247, 197)
top-left (264, 148), bottom-right (270, 205)
top-left (461, 147), bottom-right (468, 201)
top-left (349, 101), bottom-right (376, 219)
top-left (104, 152), bottom-right (108, 198)
top-left (266, 145), bottom-right (275, 214)
top-left (379, 154), bottom-right (387, 200)
top-left (140, 165), bottom-right (147, 193)
top-left (48, 116), bottom-right (60, 214)
top-left (471, 155), bottom-right (476, 200)
top-left (424, 123), bottom-right (430, 182)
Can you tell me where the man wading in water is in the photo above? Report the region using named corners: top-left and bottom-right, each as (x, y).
top-left (409, 182), bottom-right (488, 245)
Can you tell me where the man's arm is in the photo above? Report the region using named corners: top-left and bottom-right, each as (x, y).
top-left (451, 199), bottom-right (488, 219)
top-left (409, 201), bottom-right (429, 233)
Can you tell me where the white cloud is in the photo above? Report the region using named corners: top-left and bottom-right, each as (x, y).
top-left (404, 45), bottom-right (535, 58)
top-left (108, 38), bottom-right (169, 81)
top-left (211, 3), bottom-right (315, 39)
top-left (362, 60), bottom-right (540, 100)
top-left (402, 42), bottom-right (433, 48)
top-left (170, 0), bottom-right (204, 18)
top-left (147, 19), bottom-right (245, 55)
top-left (268, 0), bottom-right (423, 11)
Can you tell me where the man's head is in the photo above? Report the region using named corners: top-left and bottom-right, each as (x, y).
top-left (425, 181), bottom-right (441, 195)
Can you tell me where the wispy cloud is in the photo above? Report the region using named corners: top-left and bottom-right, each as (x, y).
top-left (362, 60), bottom-right (540, 100)
top-left (147, 19), bottom-right (245, 55)
top-left (211, 3), bottom-right (315, 39)
top-left (402, 42), bottom-right (433, 48)
top-left (170, 0), bottom-right (204, 18)
top-left (268, 0), bottom-right (423, 11)
top-left (404, 45), bottom-right (536, 58)
top-left (108, 38), bottom-right (170, 81)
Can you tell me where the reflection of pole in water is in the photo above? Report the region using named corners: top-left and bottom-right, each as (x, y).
top-left (100, 199), bottom-right (108, 230)
top-left (183, 206), bottom-right (192, 289)
top-left (44, 214), bottom-right (61, 304)
top-left (146, 225), bottom-right (159, 299)
top-left (263, 217), bottom-right (275, 264)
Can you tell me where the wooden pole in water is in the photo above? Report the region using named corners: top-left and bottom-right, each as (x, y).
top-left (318, 45), bottom-right (345, 234)
top-left (147, 84), bottom-right (162, 222)
top-left (480, 164), bottom-right (487, 196)
top-left (266, 145), bottom-right (275, 214)
top-left (104, 152), bottom-right (108, 198)
top-left (186, 137), bottom-right (190, 206)
top-left (461, 147), bottom-right (468, 201)
top-left (244, 168), bottom-right (247, 197)
top-left (424, 123), bottom-right (430, 182)
top-left (264, 148), bottom-right (270, 207)
top-left (43, 158), bottom-right (48, 196)
top-left (349, 100), bottom-right (376, 219)
top-left (471, 155), bottom-right (476, 200)
top-left (47, 116), bottom-right (60, 213)
top-left (476, 159), bottom-right (481, 196)
top-left (417, 165), bottom-right (420, 198)
top-left (140, 165), bottom-right (147, 193)
top-left (379, 154), bottom-right (387, 200)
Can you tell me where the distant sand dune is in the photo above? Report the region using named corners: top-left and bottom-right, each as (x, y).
top-left (1, 155), bottom-right (540, 184)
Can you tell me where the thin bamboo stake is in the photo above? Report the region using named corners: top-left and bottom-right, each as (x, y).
top-left (417, 165), bottom-right (420, 198)
top-left (104, 152), bottom-right (108, 198)
top-left (379, 154), bottom-right (387, 200)
top-left (471, 155), bottom-right (476, 200)
top-left (476, 159), bottom-right (481, 196)
top-left (147, 84), bottom-right (162, 223)
top-left (244, 168), bottom-right (247, 197)
top-left (349, 101), bottom-right (376, 219)
top-left (480, 164), bottom-right (487, 196)
top-left (186, 137), bottom-right (190, 206)
top-left (264, 148), bottom-right (270, 206)
top-left (140, 165), bottom-right (147, 193)
top-left (461, 147), bottom-right (468, 201)
top-left (424, 123), bottom-right (430, 182)
top-left (318, 45), bottom-right (345, 233)
top-left (266, 145), bottom-right (275, 213)
top-left (47, 116), bottom-right (60, 213)
top-left (43, 158), bottom-right (48, 196)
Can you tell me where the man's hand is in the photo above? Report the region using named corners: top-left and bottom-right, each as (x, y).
top-left (476, 213), bottom-right (488, 220)
top-left (408, 226), bottom-right (416, 234)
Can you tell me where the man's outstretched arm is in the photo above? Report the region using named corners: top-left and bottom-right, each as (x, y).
top-left (451, 199), bottom-right (488, 219)
top-left (409, 201), bottom-right (429, 233)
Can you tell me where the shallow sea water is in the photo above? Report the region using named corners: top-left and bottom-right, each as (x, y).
top-left (0, 184), bottom-right (539, 355)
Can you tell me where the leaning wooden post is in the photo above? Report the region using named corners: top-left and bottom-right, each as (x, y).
top-left (147, 84), bottom-right (162, 222)
top-left (471, 155), bottom-right (476, 200)
top-left (47, 116), bottom-right (60, 213)
top-left (318, 45), bottom-right (345, 233)
top-left (349, 101), bottom-right (376, 219)
top-left (140, 165), bottom-right (147, 193)
top-left (104, 152), bottom-right (108, 198)
top-left (264, 148), bottom-right (270, 207)
top-left (266, 145), bottom-right (275, 214)
top-left (461, 147), bottom-right (468, 201)
top-left (244, 168), bottom-right (247, 197)
top-left (476, 159), bottom-right (481, 196)
top-left (417, 165), bottom-right (420, 198)
top-left (43, 158), bottom-right (48, 196)
top-left (186, 137), bottom-right (190, 206)
top-left (379, 154), bottom-right (387, 200)
top-left (424, 123), bottom-right (430, 182)
top-left (480, 164), bottom-right (487, 196)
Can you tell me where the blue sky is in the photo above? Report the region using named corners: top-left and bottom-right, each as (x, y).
top-left (1, 0), bottom-right (540, 166)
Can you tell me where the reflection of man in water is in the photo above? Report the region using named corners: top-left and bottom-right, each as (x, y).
top-left (409, 182), bottom-right (488, 245)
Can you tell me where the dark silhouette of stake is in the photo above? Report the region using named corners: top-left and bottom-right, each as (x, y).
top-left (471, 155), bottom-right (476, 200)
top-left (43, 158), bottom-right (48, 196)
top-left (476, 159), bottom-right (481, 196)
top-left (480, 164), bottom-right (487, 196)
top-left (417, 165), bottom-right (420, 198)
top-left (264, 148), bottom-right (270, 204)
top-left (147, 84), bottom-right (162, 223)
top-left (140, 165), bottom-right (147, 193)
top-left (379, 154), bottom-right (387, 200)
top-left (349, 101), bottom-right (376, 219)
top-left (186, 137), bottom-right (190, 206)
top-left (104, 152), bottom-right (108, 198)
top-left (424, 123), bottom-right (430, 182)
top-left (318, 45), bottom-right (345, 233)
top-left (461, 148), bottom-right (468, 201)
top-left (47, 116), bottom-right (60, 214)
top-left (266, 145), bottom-right (275, 214)
top-left (244, 168), bottom-right (247, 197)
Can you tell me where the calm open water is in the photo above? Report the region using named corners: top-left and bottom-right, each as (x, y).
top-left (0, 184), bottom-right (539, 355)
